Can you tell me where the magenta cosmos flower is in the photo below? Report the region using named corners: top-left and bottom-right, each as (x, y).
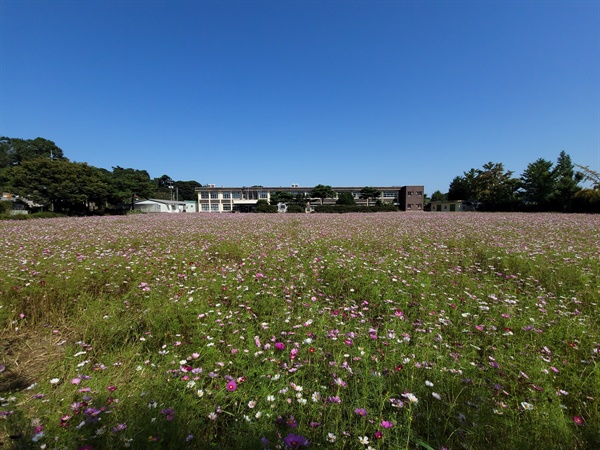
top-left (226, 380), bottom-right (237, 391)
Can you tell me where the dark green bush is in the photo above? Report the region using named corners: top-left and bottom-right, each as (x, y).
top-left (255, 200), bottom-right (277, 213)
top-left (0, 201), bottom-right (11, 214)
top-left (313, 204), bottom-right (398, 213)
top-left (286, 204), bottom-right (305, 213)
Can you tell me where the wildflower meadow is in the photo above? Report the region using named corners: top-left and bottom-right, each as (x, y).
top-left (0, 212), bottom-right (599, 449)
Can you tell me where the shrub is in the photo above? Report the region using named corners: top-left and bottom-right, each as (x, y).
top-left (0, 201), bottom-right (11, 214)
top-left (336, 191), bottom-right (356, 205)
top-left (314, 204), bottom-right (398, 213)
top-left (255, 199), bottom-right (277, 213)
top-left (286, 204), bottom-right (305, 213)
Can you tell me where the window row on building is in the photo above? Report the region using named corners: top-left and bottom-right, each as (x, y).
top-left (195, 185), bottom-right (424, 213)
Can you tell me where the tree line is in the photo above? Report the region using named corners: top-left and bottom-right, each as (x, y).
top-left (2, 137), bottom-right (597, 215)
top-left (430, 151), bottom-right (600, 212)
top-left (0, 137), bottom-right (201, 214)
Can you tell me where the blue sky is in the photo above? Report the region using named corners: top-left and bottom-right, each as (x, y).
top-left (1, 0), bottom-right (599, 194)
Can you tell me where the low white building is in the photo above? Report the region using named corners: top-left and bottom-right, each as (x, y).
top-left (184, 201), bottom-right (198, 213)
top-left (134, 199), bottom-right (189, 213)
top-left (430, 200), bottom-right (479, 212)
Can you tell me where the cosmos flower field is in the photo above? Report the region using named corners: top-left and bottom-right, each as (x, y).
top-left (0, 212), bottom-right (599, 449)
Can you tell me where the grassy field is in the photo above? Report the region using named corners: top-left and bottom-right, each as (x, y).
top-left (0, 212), bottom-right (599, 449)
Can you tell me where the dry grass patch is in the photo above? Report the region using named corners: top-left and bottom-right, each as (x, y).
top-left (0, 330), bottom-right (65, 394)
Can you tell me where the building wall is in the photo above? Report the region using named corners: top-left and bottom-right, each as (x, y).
top-left (430, 201), bottom-right (464, 212)
top-left (135, 201), bottom-right (188, 213)
top-left (399, 186), bottom-right (425, 211)
top-left (196, 186), bottom-right (424, 212)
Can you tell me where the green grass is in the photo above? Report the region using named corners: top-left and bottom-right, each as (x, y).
top-left (0, 213), bottom-right (599, 449)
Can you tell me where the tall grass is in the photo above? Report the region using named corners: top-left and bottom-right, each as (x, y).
top-left (0, 213), bottom-right (598, 449)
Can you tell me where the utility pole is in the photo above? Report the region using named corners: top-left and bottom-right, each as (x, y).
top-left (168, 179), bottom-right (174, 201)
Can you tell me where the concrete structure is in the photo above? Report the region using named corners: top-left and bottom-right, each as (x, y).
top-left (195, 185), bottom-right (424, 212)
top-left (184, 201), bottom-right (198, 213)
top-left (430, 200), bottom-right (479, 212)
top-left (399, 186), bottom-right (425, 212)
top-left (134, 199), bottom-right (190, 213)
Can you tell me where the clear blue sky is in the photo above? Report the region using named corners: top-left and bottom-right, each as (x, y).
top-left (1, 0), bottom-right (599, 194)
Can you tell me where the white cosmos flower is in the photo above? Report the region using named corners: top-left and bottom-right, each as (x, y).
top-left (521, 402), bottom-right (534, 410)
top-left (403, 392), bottom-right (418, 404)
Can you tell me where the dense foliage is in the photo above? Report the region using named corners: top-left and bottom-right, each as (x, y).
top-left (336, 192), bottom-right (357, 206)
top-left (0, 137), bottom-right (202, 214)
top-left (446, 153), bottom-right (597, 212)
top-left (314, 204), bottom-right (397, 213)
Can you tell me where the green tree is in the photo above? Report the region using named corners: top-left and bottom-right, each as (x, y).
top-left (448, 163), bottom-right (519, 209)
top-left (430, 190), bottom-right (446, 202)
top-left (520, 158), bottom-right (556, 209)
top-left (572, 163), bottom-right (599, 213)
top-left (269, 190), bottom-right (294, 206)
top-left (552, 151), bottom-right (581, 211)
top-left (336, 191), bottom-right (356, 205)
top-left (359, 186), bottom-right (381, 207)
top-left (9, 158), bottom-right (110, 213)
top-left (151, 176), bottom-right (200, 201)
top-left (310, 184), bottom-right (335, 205)
top-left (476, 162), bottom-right (520, 209)
top-left (0, 167), bottom-right (10, 192)
top-left (293, 192), bottom-right (309, 207)
top-left (572, 188), bottom-right (600, 213)
top-left (174, 180), bottom-right (202, 201)
top-left (108, 166), bottom-right (155, 206)
top-left (0, 137), bottom-right (66, 168)
top-left (448, 169), bottom-right (478, 201)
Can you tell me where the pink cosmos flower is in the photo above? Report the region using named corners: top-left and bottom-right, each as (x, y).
top-left (226, 380), bottom-right (237, 391)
